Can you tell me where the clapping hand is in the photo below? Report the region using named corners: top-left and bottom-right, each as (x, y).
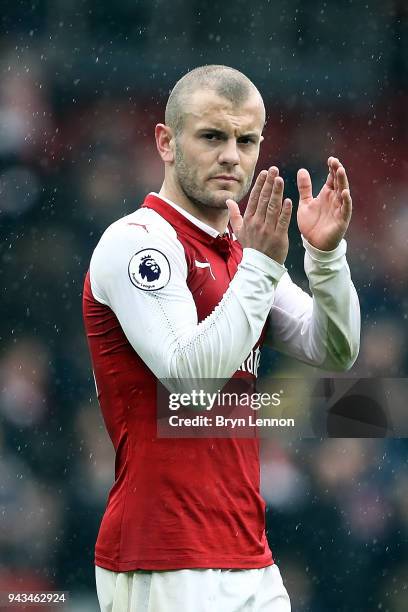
top-left (296, 157), bottom-right (352, 251)
top-left (226, 167), bottom-right (292, 265)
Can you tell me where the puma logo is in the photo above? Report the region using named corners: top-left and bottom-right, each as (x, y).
top-left (195, 260), bottom-right (215, 280)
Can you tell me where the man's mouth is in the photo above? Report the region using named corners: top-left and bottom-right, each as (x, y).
top-left (211, 176), bottom-right (239, 182)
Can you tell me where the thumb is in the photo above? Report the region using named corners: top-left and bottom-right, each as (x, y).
top-left (297, 168), bottom-right (313, 201)
top-left (226, 199), bottom-right (243, 235)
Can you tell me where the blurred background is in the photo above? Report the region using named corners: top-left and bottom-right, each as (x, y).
top-left (1, 0), bottom-right (407, 610)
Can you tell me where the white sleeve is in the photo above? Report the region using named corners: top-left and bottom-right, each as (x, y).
top-left (90, 221), bottom-right (286, 380)
top-left (266, 236), bottom-right (361, 371)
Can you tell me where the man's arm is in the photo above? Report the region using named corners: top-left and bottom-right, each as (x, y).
top-left (266, 156), bottom-right (360, 370)
top-left (90, 219), bottom-right (284, 380)
top-left (90, 168), bottom-right (291, 381)
top-left (265, 237), bottom-right (360, 371)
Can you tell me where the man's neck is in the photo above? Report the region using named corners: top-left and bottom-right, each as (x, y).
top-left (158, 182), bottom-right (229, 235)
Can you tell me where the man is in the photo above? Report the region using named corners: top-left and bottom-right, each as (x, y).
top-left (83, 65), bottom-right (360, 611)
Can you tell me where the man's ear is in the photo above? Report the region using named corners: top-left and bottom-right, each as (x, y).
top-left (155, 123), bottom-right (175, 163)
top-left (260, 135), bottom-right (264, 143)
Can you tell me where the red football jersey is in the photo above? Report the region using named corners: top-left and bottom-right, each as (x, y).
top-left (83, 194), bottom-right (283, 571)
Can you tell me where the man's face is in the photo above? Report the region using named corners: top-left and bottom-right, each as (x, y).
top-left (172, 89), bottom-right (265, 210)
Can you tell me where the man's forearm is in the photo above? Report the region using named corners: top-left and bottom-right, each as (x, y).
top-left (303, 236), bottom-right (360, 370)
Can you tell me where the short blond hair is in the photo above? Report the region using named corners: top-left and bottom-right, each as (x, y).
top-left (165, 65), bottom-right (264, 135)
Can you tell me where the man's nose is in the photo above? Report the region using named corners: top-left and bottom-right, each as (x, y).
top-left (218, 139), bottom-right (240, 166)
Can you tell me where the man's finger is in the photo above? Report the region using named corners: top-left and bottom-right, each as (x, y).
top-left (276, 198), bottom-right (292, 232)
top-left (325, 171), bottom-right (334, 189)
top-left (336, 166), bottom-right (349, 192)
top-left (254, 166), bottom-right (279, 221)
top-left (244, 170), bottom-right (268, 218)
top-left (265, 176), bottom-right (284, 226)
top-left (297, 168), bottom-right (313, 201)
top-left (328, 156), bottom-right (341, 170)
top-left (226, 199), bottom-right (243, 235)
top-left (329, 157), bottom-right (341, 191)
top-left (340, 189), bottom-right (352, 222)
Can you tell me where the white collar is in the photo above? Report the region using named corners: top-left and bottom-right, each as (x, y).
top-left (149, 192), bottom-right (228, 239)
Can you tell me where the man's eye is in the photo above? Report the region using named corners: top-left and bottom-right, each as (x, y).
top-left (203, 133), bottom-right (219, 140)
top-left (239, 138), bottom-right (255, 145)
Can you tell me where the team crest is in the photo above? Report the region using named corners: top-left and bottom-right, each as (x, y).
top-left (128, 248), bottom-right (171, 291)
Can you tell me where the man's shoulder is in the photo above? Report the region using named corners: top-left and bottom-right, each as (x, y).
top-left (101, 206), bottom-right (178, 243)
top-left (90, 206), bottom-right (188, 275)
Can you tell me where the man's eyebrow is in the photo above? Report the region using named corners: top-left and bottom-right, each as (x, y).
top-left (237, 132), bottom-right (260, 140)
top-left (197, 127), bottom-right (226, 136)
top-left (197, 127), bottom-right (260, 139)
